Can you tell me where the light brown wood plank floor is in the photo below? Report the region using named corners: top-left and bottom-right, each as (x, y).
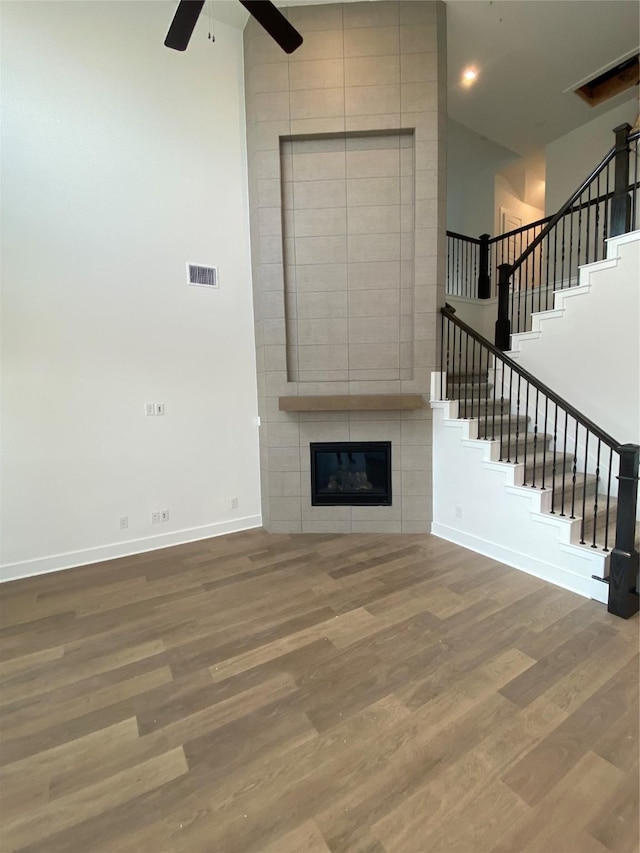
top-left (0, 529), bottom-right (638, 853)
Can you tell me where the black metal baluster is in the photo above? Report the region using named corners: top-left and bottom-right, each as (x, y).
top-left (490, 355), bottom-right (496, 441)
top-left (451, 322), bottom-right (456, 404)
top-left (471, 240), bottom-right (475, 296)
top-left (464, 330), bottom-right (469, 419)
top-left (550, 403), bottom-right (558, 513)
top-left (506, 367), bottom-right (513, 463)
top-left (538, 227), bottom-right (543, 314)
top-left (632, 139), bottom-right (638, 229)
top-left (471, 338), bottom-right (476, 421)
top-left (580, 431), bottom-right (589, 544)
top-left (594, 173), bottom-right (601, 261)
top-left (541, 396), bottom-right (549, 490)
top-left (577, 197), bottom-right (583, 274)
top-left (570, 201), bottom-right (575, 285)
top-left (560, 411), bottom-right (569, 516)
top-left (545, 232), bottom-right (551, 310)
top-left (592, 439), bottom-right (601, 549)
top-left (457, 326), bottom-right (463, 416)
top-left (480, 342), bottom-right (486, 424)
top-left (522, 381), bottom-right (530, 482)
top-left (440, 312), bottom-right (444, 400)
top-left (603, 163), bottom-right (610, 245)
top-left (515, 374), bottom-right (522, 468)
top-left (553, 222), bottom-right (559, 292)
top-left (604, 447), bottom-right (613, 551)
top-left (570, 420), bottom-right (579, 520)
top-left (522, 231), bottom-right (528, 332)
top-left (472, 242), bottom-right (477, 299)
top-left (509, 238), bottom-right (515, 333)
top-left (463, 239), bottom-right (467, 297)
top-left (532, 388), bottom-right (539, 489)
top-left (561, 214), bottom-right (566, 288)
top-left (465, 237), bottom-right (469, 294)
top-left (469, 240), bottom-right (474, 297)
top-left (498, 360), bottom-right (505, 458)
top-left (586, 178), bottom-right (592, 264)
top-left (516, 250), bottom-right (523, 334)
top-left (463, 239), bottom-right (467, 296)
top-left (446, 315), bottom-right (451, 399)
top-left (482, 348), bottom-right (488, 438)
top-left (528, 249), bottom-right (534, 329)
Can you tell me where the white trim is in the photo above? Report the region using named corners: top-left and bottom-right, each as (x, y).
top-left (430, 521), bottom-right (594, 599)
top-left (0, 516), bottom-right (262, 583)
top-left (606, 228), bottom-right (640, 251)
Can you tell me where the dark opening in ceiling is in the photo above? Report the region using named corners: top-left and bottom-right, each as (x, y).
top-left (575, 55), bottom-right (639, 107)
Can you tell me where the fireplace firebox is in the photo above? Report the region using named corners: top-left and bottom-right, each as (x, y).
top-left (310, 442), bottom-right (392, 506)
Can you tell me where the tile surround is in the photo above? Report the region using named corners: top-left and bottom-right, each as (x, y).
top-left (244, 1), bottom-right (446, 534)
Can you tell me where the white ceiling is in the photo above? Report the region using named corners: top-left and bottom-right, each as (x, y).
top-left (207, 0), bottom-right (639, 155)
top-left (446, 0), bottom-right (639, 155)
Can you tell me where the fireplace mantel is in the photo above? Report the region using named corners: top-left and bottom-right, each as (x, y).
top-left (279, 395), bottom-right (424, 413)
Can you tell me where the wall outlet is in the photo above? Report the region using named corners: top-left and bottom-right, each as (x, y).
top-left (119, 516), bottom-right (129, 529)
top-left (455, 505), bottom-right (463, 519)
top-left (152, 511), bottom-right (161, 524)
top-left (145, 403), bottom-right (155, 416)
top-left (160, 509), bottom-right (169, 522)
top-left (230, 497), bottom-right (239, 509)
top-left (155, 403), bottom-right (165, 416)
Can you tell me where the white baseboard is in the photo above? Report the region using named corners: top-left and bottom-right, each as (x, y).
top-left (0, 516), bottom-right (263, 583)
top-left (430, 521), bottom-right (594, 600)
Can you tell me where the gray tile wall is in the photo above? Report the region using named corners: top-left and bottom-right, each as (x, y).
top-left (282, 131), bottom-right (413, 383)
top-left (244, 1), bottom-right (447, 533)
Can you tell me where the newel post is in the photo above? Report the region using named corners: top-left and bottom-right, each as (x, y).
top-left (608, 444), bottom-right (640, 619)
top-left (494, 263), bottom-right (511, 351)
top-left (610, 123), bottom-right (632, 238)
top-left (478, 233), bottom-right (491, 299)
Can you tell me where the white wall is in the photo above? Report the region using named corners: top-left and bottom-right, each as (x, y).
top-left (447, 118), bottom-right (518, 237)
top-left (430, 401), bottom-right (607, 601)
top-left (511, 232), bottom-right (640, 448)
top-left (0, 1), bottom-right (261, 579)
top-left (446, 296), bottom-right (497, 343)
top-left (494, 148), bottom-right (546, 235)
top-left (545, 100), bottom-right (638, 214)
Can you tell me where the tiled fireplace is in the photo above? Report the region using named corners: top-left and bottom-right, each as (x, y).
top-left (244, 1), bottom-right (447, 533)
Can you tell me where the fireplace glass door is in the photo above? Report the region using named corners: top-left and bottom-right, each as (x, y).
top-left (310, 442), bottom-right (392, 506)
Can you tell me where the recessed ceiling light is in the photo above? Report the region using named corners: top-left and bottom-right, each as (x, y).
top-left (462, 67), bottom-right (478, 87)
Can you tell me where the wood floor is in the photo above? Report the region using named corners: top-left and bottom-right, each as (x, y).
top-left (0, 529), bottom-right (638, 853)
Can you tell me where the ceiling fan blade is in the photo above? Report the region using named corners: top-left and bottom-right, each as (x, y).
top-left (239, 1), bottom-right (303, 54)
top-left (164, 0), bottom-right (205, 51)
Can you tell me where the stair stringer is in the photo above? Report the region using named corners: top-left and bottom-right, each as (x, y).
top-left (431, 398), bottom-right (609, 604)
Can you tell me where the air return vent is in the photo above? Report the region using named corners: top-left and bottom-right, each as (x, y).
top-left (187, 263), bottom-right (218, 288)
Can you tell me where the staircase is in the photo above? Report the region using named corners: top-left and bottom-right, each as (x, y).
top-left (431, 296), bottom-right (639, 615)
top-left (446, 368), bottom-right (619, 553)
top-left (436, 124), bottom-right (639, 618)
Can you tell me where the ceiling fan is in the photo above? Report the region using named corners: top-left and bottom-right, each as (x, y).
top-left (164, 0), bottom-right (303, 54)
